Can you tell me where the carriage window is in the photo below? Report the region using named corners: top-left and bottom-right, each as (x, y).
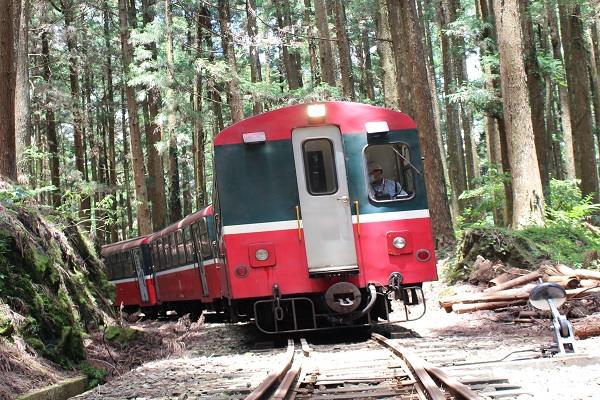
top-left (302, 139), bottom-right (338, 195)
top-left (183, 226), bottom-right (195, 263)
top-left (198, 218), bottom-right (212, 258)
top-left (163, 236), bottom-right (172, 269)
top-left (365, 142), bottom-right (415, 202)
top-left (122, 250), bottom-right (134, 277)
top-left (170, 233), bottom-right (179, 267)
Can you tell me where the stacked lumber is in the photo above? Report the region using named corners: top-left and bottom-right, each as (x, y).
top-left (439, 263), bottom-right (600, 315)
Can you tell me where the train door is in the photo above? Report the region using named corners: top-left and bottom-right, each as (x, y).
top-left (292, 125), bottom-right (359, 276)
top-left (132, 249), bottom-right (150, 303)
top-left (190, 222), bottom-right (210, 297)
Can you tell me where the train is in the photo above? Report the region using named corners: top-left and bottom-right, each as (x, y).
top-left (101, 101), bottom-right (438, 333)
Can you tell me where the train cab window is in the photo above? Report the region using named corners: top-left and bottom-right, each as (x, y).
top-left (302, 139), bottom-right (338, 195)
top-left (365, 143), bottom-right (415, 202)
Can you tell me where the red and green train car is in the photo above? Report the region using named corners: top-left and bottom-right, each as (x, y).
top-left (212, 102), bottom-right (437, 333)
top-left (102, 102), bottom-right (438, 333)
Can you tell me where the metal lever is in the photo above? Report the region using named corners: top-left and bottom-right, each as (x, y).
top-left (337, 195), bottom-right (349, 203)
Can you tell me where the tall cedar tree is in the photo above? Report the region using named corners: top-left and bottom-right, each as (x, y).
top-left (493, 0), bottom-right (544, 227)
top-left (0, 0), bottom-right (16, 181)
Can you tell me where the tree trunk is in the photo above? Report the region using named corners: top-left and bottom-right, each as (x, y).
top-left (118, 0), bottom-right (151, 235)
top-left (313, 0), bottom-right (336, 87)
top-left (519, 0), bottom-right (549, 194)
top-left (246, 0), bottom-right (263, 114)
top-left (142, 0), bottom-right (167, 231)
top-left (165, 0), bottom-right (182, 223)
top-left (41, 31), bottom-right (60, 207)
top-left (547, 2), bottom-right (574, 180)
top-left (0, 0), bottom-right (16, 181)
top-left (400, 0), bottom-right (455, 248)
top-left (61, 0), bottom-right (91, 222)
top-left (218, 0), bottom-right (244, 123)
top-left (376, 0), bottom-right (399, 110)
top-left (14, 0), bottom-right (30, 181)
top-left (304, 0), bottom-right (319, 86)
top-left (333, 0), bottom-right (353, 100)
top-left (387, 0), bottom-right (414, 115)
top-left (360, 26), bottom-right (375, 102)
top-left (493, 0), bottom-right (544, 228)
top-left (438, 0), bottom-right (467, 218)
top-left (559, 3), bottom-right (599, 201)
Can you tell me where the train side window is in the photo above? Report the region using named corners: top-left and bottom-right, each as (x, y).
top-left (163, 236), bottom-right (172, 269)
top-left (302, 139), bottom-right (338, 195)
top-left (123, 250), bottom-right (134, 277)
top-left (107, 253), bottom-right (117, 279)
top-left (157, 239), bottom-right (167, 271)
top-left (169, 233), bottom-right (178, 267)
top-left (198, 218), bottom-right (212, 258)
top-left (175, 230), bottom-right (186, 265)
top-left (365, 142), bottom-right (415, 202)
top-left (183, 226), bottom-right (194, 263)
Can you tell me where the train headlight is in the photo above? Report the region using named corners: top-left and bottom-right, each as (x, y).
top-left (255, 249), bottom-right (269, 261)
top-left (248, 242), bottom-right (276, 267)
top-left (392, 237), bottom-right (407, 249)
top-left (307, 104), bottom-right (326, 118)
top-left (386, 231), bottom-right (413, 255)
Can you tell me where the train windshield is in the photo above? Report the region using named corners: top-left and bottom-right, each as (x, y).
top-left (365, 142), bottom-right (415, 202)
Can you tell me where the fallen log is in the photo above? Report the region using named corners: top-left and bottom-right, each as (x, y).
top-left (579, 279), bottom-right (600, 288)
top-left (487, 268), bottom-right (528, 288)
top-left (543, 263), bottom-right (577, 277)
top-left (572, 268), bottom-right (600, 281)
top-left (572, 314), bottom-right (600, 339)
top-left (440, 284), bottom-right (536, 311)
top-left (484, 271), bottom-right (541, 292)
top-left (452, 300), bottom-right (528, 314)
top-left (543, 275), bottom-right (580, 289)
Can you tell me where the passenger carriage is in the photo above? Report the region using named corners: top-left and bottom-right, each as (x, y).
top-left (212, 101), bottom-right (438, 333)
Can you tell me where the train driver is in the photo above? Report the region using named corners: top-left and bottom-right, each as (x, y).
top-left (367, 161), bottom-right (408, 200)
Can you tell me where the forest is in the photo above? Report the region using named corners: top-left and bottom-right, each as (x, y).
top-left (0, 0), bottom-right (600, 251)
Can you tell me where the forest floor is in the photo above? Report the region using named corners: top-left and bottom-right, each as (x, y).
top-left (2, 279), bottom-right (600, 400)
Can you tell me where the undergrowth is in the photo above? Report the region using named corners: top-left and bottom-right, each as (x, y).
top-left (442, 178), bottom-right (600, 284)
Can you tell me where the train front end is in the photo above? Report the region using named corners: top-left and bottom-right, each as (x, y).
top-left (213, 102), bottom-right (438, 333)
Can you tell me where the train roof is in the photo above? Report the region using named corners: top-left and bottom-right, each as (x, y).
top-left (146, 204), bottom-right (213, 242)
top-left (214, 102), bottom-right (417, 146)
top-left (100, 235), bottom-right (150, 256)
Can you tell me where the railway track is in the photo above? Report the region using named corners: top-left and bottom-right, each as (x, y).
top-left (245, 333), bottom-right (535, 399)
top-left (74, 323), bottom-right (598, 400)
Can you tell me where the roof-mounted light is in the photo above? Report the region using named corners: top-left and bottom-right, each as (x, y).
top-left (365, 121), bottom-right (390, 143)
top-left (243, 131), bottom-right (266, 144)
top-left (365, 121), bottom-right (389, 134)
top-left (307, 104), bottom-right (326, 119)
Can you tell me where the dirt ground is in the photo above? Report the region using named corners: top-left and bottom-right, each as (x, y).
top-left (2, 280), bottom-right (600, 400)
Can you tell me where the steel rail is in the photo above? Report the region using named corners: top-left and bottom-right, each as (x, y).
top-left (372, 333), bottom-right (486, 400)
top-left (245, 339), bottom-right (296, 400)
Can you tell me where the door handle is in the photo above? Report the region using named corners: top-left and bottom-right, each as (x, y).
top-left (337, 195), bottom-right (349, 203)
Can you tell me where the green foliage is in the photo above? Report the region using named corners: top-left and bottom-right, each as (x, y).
top-left (104, 325), bottom-right (143, 344)
top-left (456, 165), bottom-right (509, 229)
top-left (445, 178), bottom-right (600, 283)
top-left (0, 202), bottom-right (111, 369)
top-left (0, 184), bottom-right (58, 204)
top-left (78, 361), bottom-right (107, 388)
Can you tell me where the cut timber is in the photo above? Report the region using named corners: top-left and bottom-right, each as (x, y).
top-left (440, 284), bottom-right (535, 311)
top-left (452, 300), bottom-right (528, 314)
top-left (572, 314), bottom-right (600, 339)
top-left (573, 268), bottom-right (600, 280)
top-left (487, 268), bottom-right (528, 287)
top-left (484, 271), bottom-right (541, 292)
top-left (543, 275), bottom-right (580, 289)
top-left (544, 263), bottom-right (577, 277)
